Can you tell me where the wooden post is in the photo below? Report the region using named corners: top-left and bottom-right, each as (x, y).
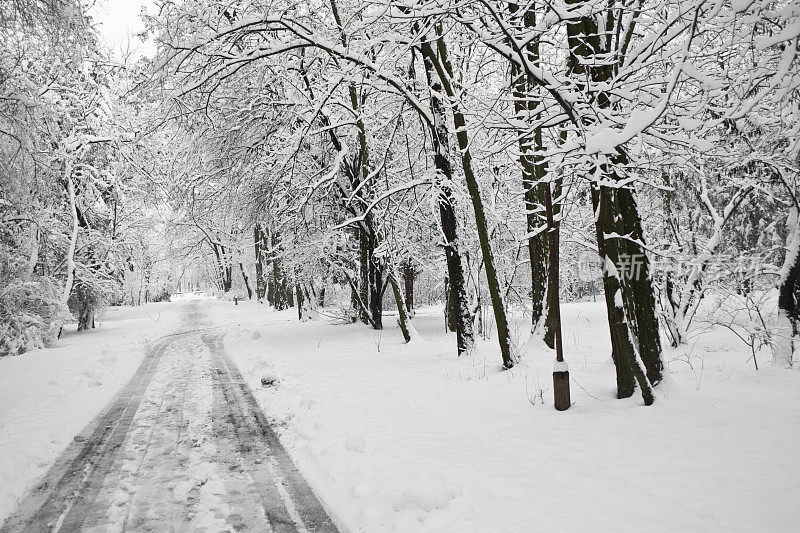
top-left (545, 180), bottom-right (570, 411)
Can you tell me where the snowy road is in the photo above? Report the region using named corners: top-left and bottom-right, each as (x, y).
top-left (1, 304), bottom-right (338, 532)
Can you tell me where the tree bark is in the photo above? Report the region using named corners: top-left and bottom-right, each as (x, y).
top-left (402, 260), bottom-right (415, 317)
top-left (254, 224), bottom-right (267, 301)
top-left (420, 31), bottom-right (517, 368)
top-left (776, 207), bottom-right (800, 367)
top-left (239, 262), bottom-right (253, 300)
top-left (565, 0), bottom-right (661, 399)
top-left (508, 2), bottom-right (550, 339)
top-left (616, 186), bottom-right (663, 385)
top-left (593, 186), bottom-right (655, 404)
top-left (418, 25), bottom-right (475, 357)
top-left (388, 263), bottom-right (412, 343)
top-left (62, 165), bottom-right (78, 304)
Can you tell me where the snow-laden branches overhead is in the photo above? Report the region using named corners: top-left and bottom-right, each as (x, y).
top-left (4, 0), bottom-right (799, 385)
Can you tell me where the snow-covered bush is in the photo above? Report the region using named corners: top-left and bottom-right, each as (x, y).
top-left (67, 263), bottom-right (119, 331)
top-left (150, 287), bottom-right (171, 303)
top-left (0, 277), bottom-right (67, 357)
top-left (0, 220), bottom-right (67, 356)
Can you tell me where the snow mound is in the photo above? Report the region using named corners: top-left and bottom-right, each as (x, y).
top-left (99, 348), bottom-right (117, 363)
top-left (391, 474), bottom-right (459, 515)
top-left (82, 369), bottom-right (103, 388)
top-left (345, 435), bottom-right (366, 453)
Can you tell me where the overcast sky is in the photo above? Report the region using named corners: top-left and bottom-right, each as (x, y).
top-left (89, 0), bottom-right (156, 60)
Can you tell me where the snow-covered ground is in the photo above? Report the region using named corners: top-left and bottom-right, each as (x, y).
top-left (213, 299), bottom-right (800, 532)
top-left (0, 302), bottom-right (184, 522)
top-left (2, 297), bottom-right (799, 531)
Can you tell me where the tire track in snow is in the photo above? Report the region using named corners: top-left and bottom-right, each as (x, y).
top-left (1, 304), bottom-right (339, 533)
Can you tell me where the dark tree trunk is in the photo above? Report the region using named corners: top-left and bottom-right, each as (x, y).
top-left (420, 31), bottom-right (516, 368)
top-left (593, 185), bottom-right (654, 404)
top-left (402, 260), bottom-right (415, 316)
top-left (617, 186), bottom-right (663, 385)
top-left (565, 0), bottom-right (661, 400)
top-left (389, 265), bottom-right (412, 343)
top-left (295, 283), bottom-right (304, 320)
top-left (210, 241), bottom-right (232, 293)
top-left (508, 2), bottom-right (549, 339)
top-left (239, 262), bottom-right (253, 300)
top-left (266, 231), bottom-right (291, 310)
top-left (369, 247), bottom-right (384, 330)
top-left (222, 265), bottom-right (232, 293)
top-left (777, 212), bottom-right (800, 366)
top-left (358, 228), bottom-right (371, 325)
top-left (781, 276), bottom-right (800, 324)
top-left (419, 30), bottom-right (474, 356)
top-left (254, 224), bottom-right (267, 301)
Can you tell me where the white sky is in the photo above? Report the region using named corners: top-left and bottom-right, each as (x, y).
top-left (89, 0), bottom-right (157, 60)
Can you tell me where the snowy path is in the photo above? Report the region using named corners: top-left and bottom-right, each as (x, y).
top-left (1, 304), bottom-right (338, 533)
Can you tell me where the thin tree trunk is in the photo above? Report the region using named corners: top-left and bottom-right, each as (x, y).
top-left (420, 32), bottom-right (517, 368)
top-left (254, 224), bottom-right (266, 301)
top-left (369, 249), bottom-right (384, 330)
top-left (403, 260), bottom-right (415, 317)
top-left (62, 165), bottom-right (78, 304)
top-left (295, 283), bottom-right (305, 320)
top-left (388, 263), bottom-right (412, 343)
top-left (508, 2), bottom-right (549, 338)
top-left (358, 229), bottom-right (371, 324)
top-left (239, 262), bottom-right (253, 300)
top-left (418, 25), bottom-right (474, 356)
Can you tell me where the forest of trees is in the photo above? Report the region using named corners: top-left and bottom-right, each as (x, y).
top-left (2, 0), bottom-right (799, 405)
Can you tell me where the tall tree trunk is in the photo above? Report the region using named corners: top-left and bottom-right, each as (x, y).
top-left (209, 242), bottom-right (232, 293)
top-left (254, 224), bottom-right (267, 301)
top-left (418, 26), bottom-right (474, 357)
top-left (62, 165), bottom-right (78, 304)
top-left (617, 186), bottom-right (663, 385)
top-left (369, 240), bottom-right (384, 330)
top-left (776, 207), bottom-right (800, 367)
top-left (358, 228), bottom-right (371, 324)
top-left (544, 167), bottom-right (571, 410)
top-left (420, 31), bottom-right (517, 368)
top-left (239, 262), bottom-right (253, 300)
top-left (593, 186), bottom-right (655, 405)
top-left (388, 263), bottom-right (412, 343)
top-left (331, 0), bottom-right (384, 332)
top-left (295, 282), bottom-right (305, 320)
top-left (267, 231), bottom-right (291, 310)
top-left (565, 0), bottom-right (661, 399)
top-left (508, 2), bottom-right (550, 339)
top-left (223, 264), bottom-right (232, 293)
top-left (402, 260), bottom-right (415, 317)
